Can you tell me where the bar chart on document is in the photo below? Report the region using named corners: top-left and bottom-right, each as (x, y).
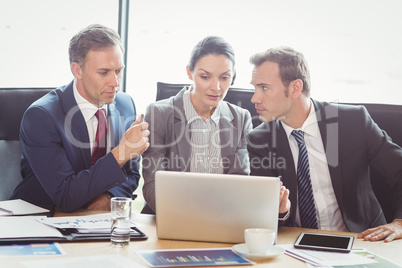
top-left (137, 248), bottom-right (253, 267)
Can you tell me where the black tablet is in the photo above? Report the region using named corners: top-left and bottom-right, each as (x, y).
top-left (294, 232), bottom-right (354, 253)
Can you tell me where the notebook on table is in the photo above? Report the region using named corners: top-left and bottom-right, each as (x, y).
top-left (0, 199), bottom-right (51, 216)
top-left (0, 213), bottom-right (148, 244)
top-left (155, 171), bottom-right (280, 244)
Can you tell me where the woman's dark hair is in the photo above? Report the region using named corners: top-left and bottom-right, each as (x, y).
top-left (188, 36), bottom-right (236, 85)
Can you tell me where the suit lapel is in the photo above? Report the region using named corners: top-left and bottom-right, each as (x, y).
top-left (60, 81), bottom-right (91, 168)
top-left (313, 99), bottom-right (344, 210)
top-left (108, 102), bottom-right (121, 149)
top-left (219, 103), bottom-right (235, 173)
top-left (173, 88), bottom-right (191, 171)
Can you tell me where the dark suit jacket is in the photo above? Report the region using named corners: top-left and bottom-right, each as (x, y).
top-left (247, 99), bottom-right (402, 233)
top-left (11, 81), bottom-right (140, 212)
top-left (142, 87), bottom-right (252, 212)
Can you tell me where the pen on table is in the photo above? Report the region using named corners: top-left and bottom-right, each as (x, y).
top-left (0, 207), bottom-right (13, 215)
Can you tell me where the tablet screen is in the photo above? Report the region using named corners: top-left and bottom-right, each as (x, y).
top-left (294, 232), bottom-right (354, 252)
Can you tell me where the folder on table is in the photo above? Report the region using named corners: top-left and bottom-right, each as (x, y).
top-left (0, 213), bottom-right (147, 244)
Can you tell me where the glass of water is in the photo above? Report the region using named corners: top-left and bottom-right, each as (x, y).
top-left (110, 197), bottom-right (132, 246)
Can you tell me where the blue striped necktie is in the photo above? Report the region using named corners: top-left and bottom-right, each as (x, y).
top-left (291, 130), bottom-right (318, 229)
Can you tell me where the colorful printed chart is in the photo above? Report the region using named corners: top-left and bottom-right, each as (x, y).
top-left (138, 248), bottom-right (254, 267)
top-left (0, 243), bottom-right (65, 256)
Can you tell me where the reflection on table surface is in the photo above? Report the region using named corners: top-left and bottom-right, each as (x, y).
top-left (2, 211), bottom-right (402, 268)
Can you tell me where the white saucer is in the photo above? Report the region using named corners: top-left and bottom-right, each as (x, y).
top-left (232, 244), bottom-right (285, 260)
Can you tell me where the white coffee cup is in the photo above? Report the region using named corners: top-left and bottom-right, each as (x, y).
top-left (244, 228), bottom-right (275, 254)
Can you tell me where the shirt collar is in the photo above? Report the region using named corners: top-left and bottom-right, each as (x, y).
top-left (73, 78), bottom-right (108, 123)
top-left (183, 87), bottom-right (221, 125)
top-left (281, 99), bottom-right (319, 139)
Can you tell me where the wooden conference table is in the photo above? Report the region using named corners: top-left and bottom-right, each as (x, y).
top-left (3, 211), bottom-right (402, 267)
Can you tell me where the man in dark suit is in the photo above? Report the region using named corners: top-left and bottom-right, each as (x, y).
top-left (247, 46), bottom-right (402, 242)
top-left (11, 24), bottom-right (150, 212)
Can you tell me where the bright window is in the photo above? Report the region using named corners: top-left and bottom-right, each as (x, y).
top-left (2, 0), bottom-right (401, 114)
top-left (0, 0), bottom-right (119, 87)
top-left (126, 0), bottom-right (402, 114)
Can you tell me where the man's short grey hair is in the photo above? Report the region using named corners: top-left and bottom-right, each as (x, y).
top-left (69, 24), bottom-right (124, 68)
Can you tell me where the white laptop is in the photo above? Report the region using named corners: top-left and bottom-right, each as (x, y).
top-left (155, 171), bottom-right (280, 243)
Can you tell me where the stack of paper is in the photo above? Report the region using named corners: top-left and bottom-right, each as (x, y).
top-left (0, 216), bottom-right (64, 239)
top-left (281, 244), bottom-right (400, 267)
top-left (0, 213), bottom-right (147, 243)
top-left (0, 199), bottom-right (49, 216)
top-left (37, 213), bottom-right (136, 233)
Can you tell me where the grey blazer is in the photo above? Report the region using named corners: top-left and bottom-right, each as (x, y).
top-left (142, 87), bottom-right (252, 212)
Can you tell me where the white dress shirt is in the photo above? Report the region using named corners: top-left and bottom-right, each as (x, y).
top-left (73, 79), bottom-right (110, 155)
top-left (183, 88), bottom-right (223, 174)
top-left (281, 100), bottom-right (348, 232)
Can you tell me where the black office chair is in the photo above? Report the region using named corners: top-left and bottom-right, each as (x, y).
top-left (0, 88), bottom-right (53, 200)
top-left (156, 82), bottom-right (402, 223)
top-left (350, 103), bottom-right (402, 223)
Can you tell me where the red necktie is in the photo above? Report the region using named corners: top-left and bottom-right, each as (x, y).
top-left (91, 109), bottom-right (108, 166)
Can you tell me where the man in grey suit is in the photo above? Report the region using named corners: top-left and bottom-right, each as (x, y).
top-left (142, 36), bottom-right (252, 214)
top-left (247, 46), bottom-right (402, 242)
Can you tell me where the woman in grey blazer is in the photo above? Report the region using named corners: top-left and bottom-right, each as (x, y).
top-left (141, 36), bottom-right (252, 213)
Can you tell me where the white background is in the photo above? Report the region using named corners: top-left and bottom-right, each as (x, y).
top-left (1, 0), bottom-right (402, 115)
